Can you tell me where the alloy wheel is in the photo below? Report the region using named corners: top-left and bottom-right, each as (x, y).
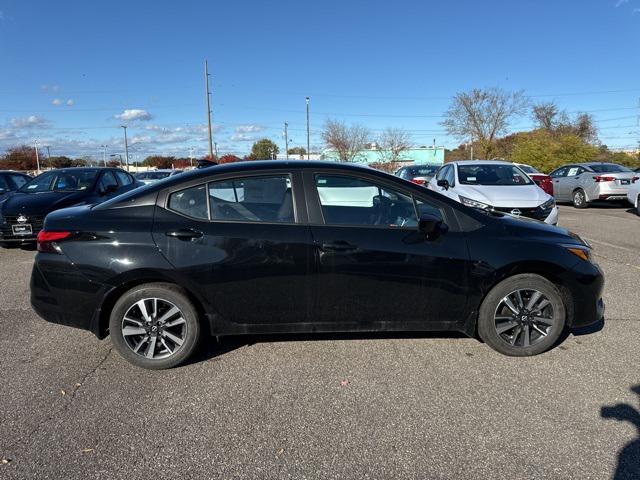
top-left (494, 289), bottom-right (556, 348)
top-left (121, 298), bottom-right (187, 360)
top-left (573, 190), bottom-right (585, 207)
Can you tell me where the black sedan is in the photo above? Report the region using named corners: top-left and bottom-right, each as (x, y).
top-left (0, 170), bottom-right (32, 200)
top-left (31, 161), bottom-right (604, 369)
top-left (0, 167), bottom-right (138, 246)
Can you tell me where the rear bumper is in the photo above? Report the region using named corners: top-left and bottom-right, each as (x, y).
top-left (30, 253), bottom-right (107, 338)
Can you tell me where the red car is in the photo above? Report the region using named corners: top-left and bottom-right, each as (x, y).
top-left (515, 163), bottom-right (553, 196)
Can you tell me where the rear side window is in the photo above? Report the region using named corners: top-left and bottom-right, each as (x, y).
top-left (98, 172), bottom-right (118, 192)
top-left (208, 175), bottom-right (294, 223)
top-left (168, 185), bottom-right (208, 220)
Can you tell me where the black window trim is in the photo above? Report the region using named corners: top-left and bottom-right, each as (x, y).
top-left (163, 170), bottom-right (301, 225)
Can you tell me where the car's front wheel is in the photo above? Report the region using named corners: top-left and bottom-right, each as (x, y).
top-left (478, 274), bottom-right (566, 356)
top-left (636, 195), bottom-right (640, 216)
top-left (109, 283), bottom-right (201, 369)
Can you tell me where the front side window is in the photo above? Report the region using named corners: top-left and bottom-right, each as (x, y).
top-left (458, 164), bottom-right (532, 186)
top-left (315, 175), bottom-right (418, 228)
top-left (444, 165), bottom-right (456, 186)
top-left (209, 175), bottom-right (294, 223)
top-left (566, 166), bottom-right (583, 177)
top-left (9, 174), bottom-right (29, 189)
top-left (436, 165), bottom-right (449, 181)
top-left (168, 184), bottom-right (208, 220)
top-left (0, 175), bottom-right (9, 191)
top-left (550, 167), bottom-right (567, 178)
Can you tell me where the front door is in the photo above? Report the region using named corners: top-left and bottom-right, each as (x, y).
top-left (305, 172), bottom-right (469, 330)
top-left (152, 172), bottom-right (315, 329)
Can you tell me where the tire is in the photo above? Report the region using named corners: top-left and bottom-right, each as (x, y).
top-left (477, 274), bottom-right (566, 356)
top-left (109, 283), bottom-right (201, 369)
top-left (572, 189), bottom-right (588, 209)
top-left (636, 195), bottom-right (640, 216)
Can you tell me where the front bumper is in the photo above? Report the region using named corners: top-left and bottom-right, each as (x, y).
top-left (560, 259), bottom-right (605, 329)
top-left (544, 206), bottom-right (559, 225)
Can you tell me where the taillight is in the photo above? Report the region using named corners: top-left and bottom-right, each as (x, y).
top-left (593, 176), bottom-right (615, 182)
top-left (37, 230), bottom-right (72, 253)
top-left (411, 177), bottom-right (426, 185)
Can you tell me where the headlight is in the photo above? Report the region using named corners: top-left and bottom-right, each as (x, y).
top-left (540, 197), bottom-right (556, 210)
top-left (459, 195), bottom-right (492, 210)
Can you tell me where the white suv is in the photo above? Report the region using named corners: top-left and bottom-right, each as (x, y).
top-left (428, 160), bottom-right (558, 225)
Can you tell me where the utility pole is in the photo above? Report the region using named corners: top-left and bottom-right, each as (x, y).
top-left (189, 147), bottom-right (195, 168)
top-left (45, 146), bottom-right (51, 161)
top-left (284, 122), bottom-right (289, 160)
top-left (101, 145), bottom-right (107, 166)
top-left (34, 140), bottom-right (41, 174)
top-left (205, 60), bottom-right (214, 160)
top-left (121, 125), bottom-right (129, 171)
top-left (305, 97), bottom-right (310, 160)
top-left (214, 142), bottom-right (218, 157)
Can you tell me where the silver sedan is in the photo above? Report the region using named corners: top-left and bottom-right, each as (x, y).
top-left (549, 162), bottom-right (636, 208)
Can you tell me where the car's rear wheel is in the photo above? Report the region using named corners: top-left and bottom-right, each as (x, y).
top-left (109, 283), bottom-right (201, 369)
top-left (478, 274), bottom-right (566, 356)
top-left (572, 189), bottom-right (588, 209)
top-left (636, 195), bottom-right (640, 216)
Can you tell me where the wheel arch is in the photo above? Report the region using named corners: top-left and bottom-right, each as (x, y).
top-left (465, 260), bottom-right (575, 336)
top-left (94, 271), bottom-right (211, 339)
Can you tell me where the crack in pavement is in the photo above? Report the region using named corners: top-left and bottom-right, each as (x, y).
top-left (4, 346), bottom-right (113, 454)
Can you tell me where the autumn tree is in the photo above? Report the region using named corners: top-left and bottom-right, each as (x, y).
top-left (218, 154), bottom-right (242, 164)
top-left (0, 145), bottom-right (41, 170)
top-left (322, 119), bottom-right (370, 162)
top-left (377, 128), bottom-right (412, 162)
top-left (441, 87), bottom-right (528, 159)
top-left (143, 155), bottom-right (176, 169)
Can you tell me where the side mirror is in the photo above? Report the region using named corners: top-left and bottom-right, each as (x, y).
top-left (418, 213), bottom-right (446, 240)
top-left (437, 179), bottom-right (449, 190)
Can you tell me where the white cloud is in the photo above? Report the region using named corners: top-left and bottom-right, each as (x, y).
top-left (235, 124), bottom-right (264, 133)
top-left (9, 115), bottom-right (50, 129)
top-left (615, 0), bottom-right (629, 7)
top-left (230, 133), bottom-right (258, 142)
top-left (115, 109), bottom-right (152, 122)
top-left (51, 98), bottom-right (62, 106)
top-left (66, 99), bottom-right (74, 106)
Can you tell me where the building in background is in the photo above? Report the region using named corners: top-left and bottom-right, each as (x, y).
top-left (319, 146), bottom-right (445, 165)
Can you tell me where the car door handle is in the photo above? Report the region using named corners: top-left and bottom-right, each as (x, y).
top-left (165, 228), bottom-right (203, 240)
top-left (321, 241), bottom-right (357, 252)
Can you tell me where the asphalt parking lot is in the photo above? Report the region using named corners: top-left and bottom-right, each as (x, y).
top-left (0, 205), bottom-right (638, 480)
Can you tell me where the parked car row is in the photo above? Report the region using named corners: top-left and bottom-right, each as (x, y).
top-left (394, 161), bottom-right (639, 217)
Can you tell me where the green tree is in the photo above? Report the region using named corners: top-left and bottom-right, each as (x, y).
top-left (248, 139), bottom-right (279, 160)
top-left (511, 131), bottom-right (598, 172)
top-left (287, 146), bottom-right (306, 157)
top-left (143, 155), bottom-right (176, 169)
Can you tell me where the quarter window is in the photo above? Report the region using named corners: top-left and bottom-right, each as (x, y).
top-left (115, 171), bottom-right (133, 185)
top-left (315, 175), bottom-right (419, 227)
top-left (168, 185), bottom-right (208, 220)
top-left (208, 175), bottom-right (294, 223)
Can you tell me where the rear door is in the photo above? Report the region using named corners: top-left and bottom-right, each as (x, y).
top-left (152, 169), bottom-right (316, 329)
top-left (304, 170), bottom-right (470, 330)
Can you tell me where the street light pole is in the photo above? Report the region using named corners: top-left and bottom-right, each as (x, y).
top-left (305, 97), bottom-right (310, 160)
top-left (205, 60), bottom-right (214, 159)
top-left (34, 140), bottom-right (41, 174)
top-left (121, 126), bottom-right (129, 171)
top-left (284, 122), bottom-right (289, 161)
top-left (101, 145), bottom-right (107, 167)
top-left (189, 147), bottom-right (194, 168)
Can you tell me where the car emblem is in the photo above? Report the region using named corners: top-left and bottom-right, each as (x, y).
top-left (17, 215), bottom-right (28, 224)
top-left (510, 209), bottom-right (521, 217)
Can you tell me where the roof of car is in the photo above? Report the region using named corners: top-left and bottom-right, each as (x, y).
top-left (446, 160), bottom-right (514, 166)
top-left (137, 169), bottom-right (178, 173)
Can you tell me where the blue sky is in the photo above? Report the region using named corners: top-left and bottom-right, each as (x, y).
top-left (0, 0), bottom-right (639, 159)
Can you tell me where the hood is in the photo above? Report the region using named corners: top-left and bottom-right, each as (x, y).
top-left (456, 184), bottom-right (550, 207)
top-left (491, 212), bottom-right (586, 247)
top-left (0, 191), bottom-right (90, 216)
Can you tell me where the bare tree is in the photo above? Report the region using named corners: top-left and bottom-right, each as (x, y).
top-left (532, 102), bottom-right (560, 131)
top-left (532, 101), bottom-right (598, 143)
top-left (322, 119), bottom-right (370, 162)
top-left (377, 128), bottom-right (412, 162)
top-left (441, 87), bottom-right (528, 159)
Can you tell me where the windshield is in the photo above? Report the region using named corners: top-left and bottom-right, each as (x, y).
top-left (588, 163), bottom-right (631, 173)
top-left (136, 171), bottom-right (173, 180)
top-left (517, 165), bottom-right (540, 174)
top-left (409, 165), bottom-right (439, 176)
top-left (19, 170), bottom-right (99, 193)
top-left (458, 164), bottom-right (533, 186)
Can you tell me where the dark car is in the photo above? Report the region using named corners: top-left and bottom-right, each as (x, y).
top-left (395, 164), bottom-right (440, 186)
top-left (0, 167), bottom-right (138, 246)
top-left (0, 171), bottom-right (32, 200)
top-left (31, 161), bottom-right (604, 369)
